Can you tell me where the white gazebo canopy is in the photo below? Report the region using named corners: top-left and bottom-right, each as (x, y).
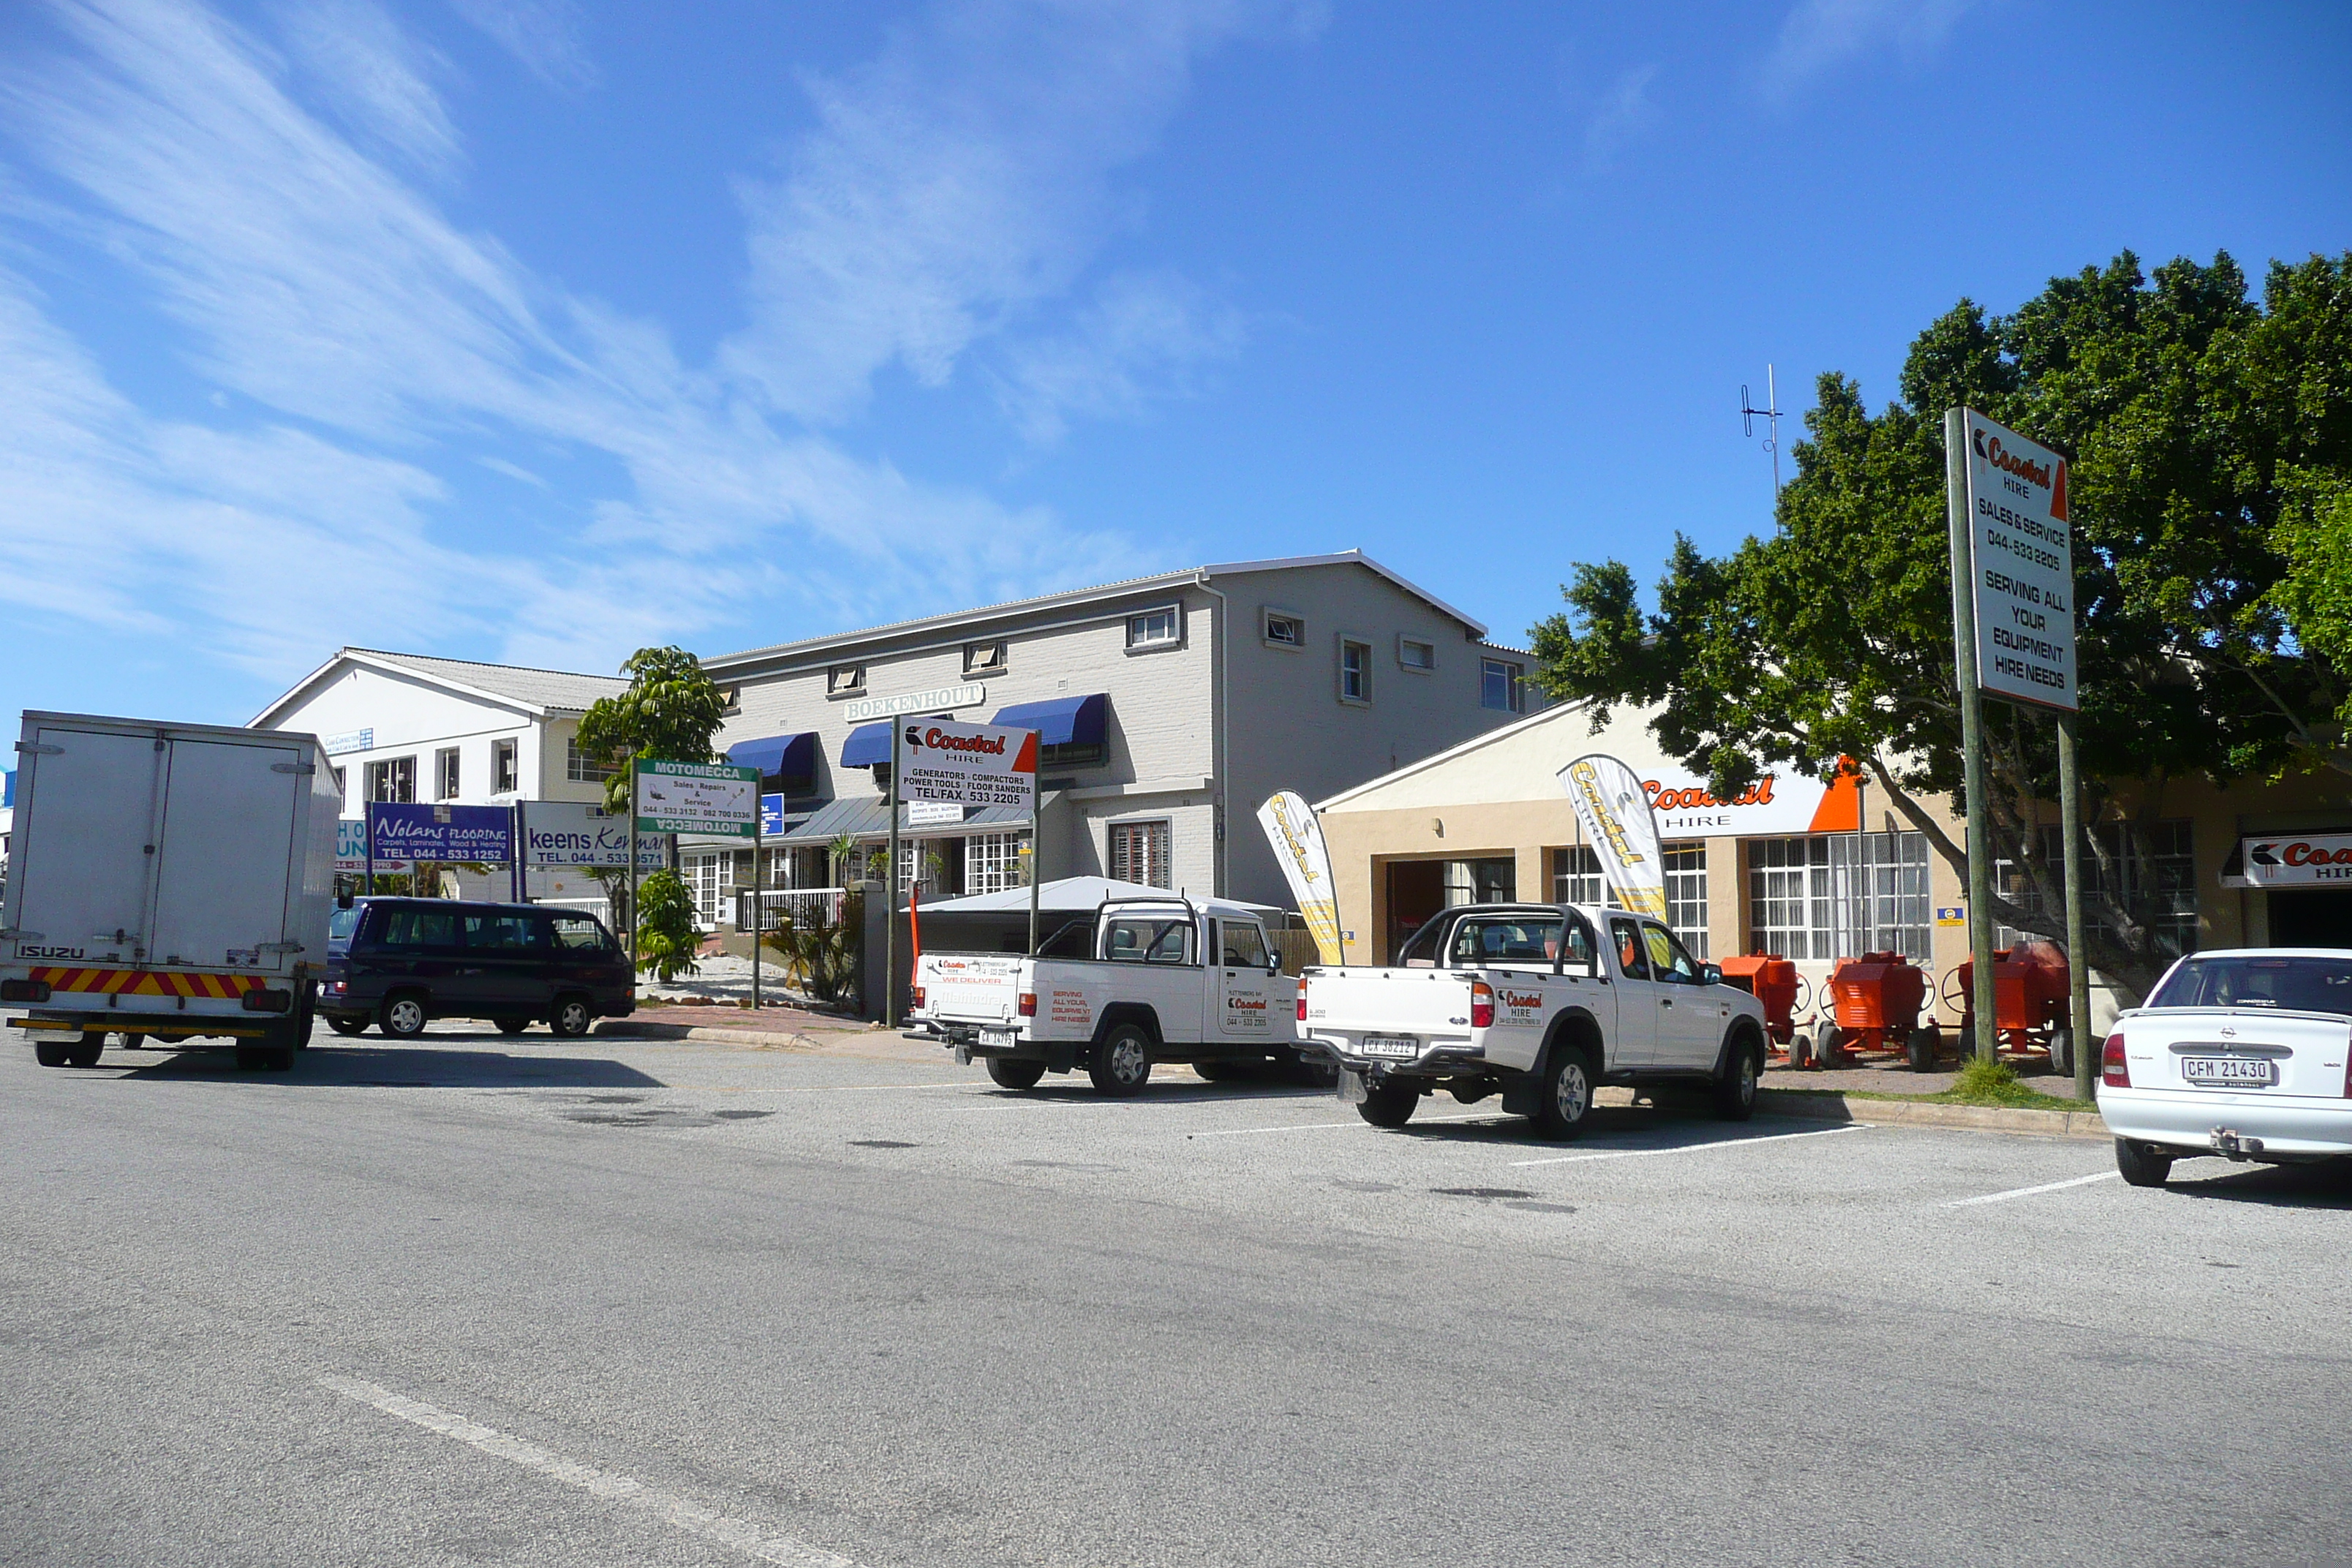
top-left (916, 875), bottom-right (1279, 920)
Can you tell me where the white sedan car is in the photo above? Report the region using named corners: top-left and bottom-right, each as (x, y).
top-left (2098, 948), bottom-right (2352, 1186)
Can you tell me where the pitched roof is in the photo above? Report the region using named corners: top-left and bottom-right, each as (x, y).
top-left (703, 549), bottom-right (1488, 673)
top-left (251, 647), bottom-right (627, 727)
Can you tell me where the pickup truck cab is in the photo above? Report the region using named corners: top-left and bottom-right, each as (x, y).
top-left (907, 897), bottom-right (1305, 1094)
top-left (1298, 902), bottom-right (1770, 1137)
top-left (2098, 947), bottom-right (2352, 1186)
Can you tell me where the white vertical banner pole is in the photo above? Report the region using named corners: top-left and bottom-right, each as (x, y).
top-left (751, 799), bottom-right (763, 1013)
top-left (1029, 765), bottom-right (1041, 956)
top-left (886, 723), bottom-right (901, 1029)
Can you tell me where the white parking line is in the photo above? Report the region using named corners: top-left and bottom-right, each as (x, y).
top-left (319, 1375), bottom-right (858, 1567)
top-left (1509, 1123), bottom-right (1872, 1166)
top-left (1188, 1111), bottom-right (1508, 1139)
top-left (1945, 1170), bottom-right (2119, 1207)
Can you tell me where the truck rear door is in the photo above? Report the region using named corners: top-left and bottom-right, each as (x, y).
top-left (150, 735), bottom-right (304, 970)
top-left (10, 722), bottom-right (162, 962)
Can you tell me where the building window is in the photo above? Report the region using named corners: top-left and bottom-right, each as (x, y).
top-left (566, 738), bottom-right (619, 783)
top-left (1553, 845), bottom-right (1610, 908)
top-left (828, 663), bottom-right (866, 696)
top-left (1444, 858), bottom-right (1516, 905)
top-left (1262, 609), bottom-right (1304, 648)
top-left (1482, 657), bottom-right (1525, 712)
top-left (1126, 606), bottom-right (1181, 651)
top-left (963, 641), bottom-right (1007, 675)
top-left (1039, 739), bottom-right (1107, 771)
top-left (366, 756), bottom-right (415, 803)
top-left (964, 832), bottom-right (1030, 894)
top-left (1398, 637), bottom-right (1436, 672)
top-left (1338, 638), bottom-right (1372, 704)
top-left (1665, 843), bottom-right (1709, 960)
top-left (1749, 832), bottom-right (1931, 962)
top-left (1110, 821), bottom-right (1172, 889)
top-left (1997, 820), bottom-right (2196, 959)
top-left (493, 739), bottom-right (519, 795)
top-left (434, 746), bottom-right (461, 801)
top-left (331, 766), bottom-right (347, 805)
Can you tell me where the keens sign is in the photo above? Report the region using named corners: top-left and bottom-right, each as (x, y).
top-left (897, 720), bottom-right (1038, 810)
top-left (1963, 412), bottom-right (2076, 711)
top-left (523, 802), bottom-right (667, 868)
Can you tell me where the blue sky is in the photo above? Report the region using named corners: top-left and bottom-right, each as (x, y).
top-left (1, 0), bottom-right (2346, 726)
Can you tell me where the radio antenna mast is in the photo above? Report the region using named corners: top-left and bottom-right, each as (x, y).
top-left (1741, 364), bottom-right (1784, 508)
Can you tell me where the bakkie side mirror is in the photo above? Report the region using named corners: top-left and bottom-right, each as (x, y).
top-left (1700, 963), bottom-right (1722, 986)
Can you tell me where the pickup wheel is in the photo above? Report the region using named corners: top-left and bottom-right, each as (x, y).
top-left (1089, 1024), bottom-right (1153, 1096)
top-left (1194, 1059), bottom-right (1246, 1082)
top-left (1713, 1036), bottom-right (1760, 1121)
top-left (1354, 1076), bottom-right (1418, 1128)
top-left (985, 1057), bottom-right (1046, 1090)
top-left (1531, 1046), bottom-right (1594, 1141)
top-left (2114, 1137), bottom-right (2175, 1188)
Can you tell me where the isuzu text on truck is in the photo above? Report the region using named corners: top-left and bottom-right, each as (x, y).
top-left (908, 896), bottom-right (1310, 1093)
top-left (1297, 902), bottom-right (1770, 1137)
top-left (1, 712), bottom-right (337, 1071)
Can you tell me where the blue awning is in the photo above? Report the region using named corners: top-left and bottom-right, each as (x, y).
top-left (727, 731), bottom-right (818, 781)
top-left (989, 693), bottom-right (1107, 747)
top-left (839, 722), bottom-right (891, 768)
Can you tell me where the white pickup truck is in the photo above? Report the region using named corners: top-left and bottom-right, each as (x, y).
top-left (1297, 902), bottom-right (1770, 1137)
top-left (2098, 947), bottom-right (2352, 1187)
top-left (907, 897), bottom-right (1306, 1094)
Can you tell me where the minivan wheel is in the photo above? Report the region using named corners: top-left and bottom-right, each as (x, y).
top-left (1531, 1047), bottom-right (1594, 1141)
top-left (2114, 1137), bottom-right (2176, 1188)
top-left (1089, 1025), bottom-right (1153, 1096)
top-left (549, 996), bottom-right (593, 1039)
top-left (492, 1017), bottom-right (532, 1036)
top-left (327, 1014), bottom-right (369, 1037)
top-left (380, 995), bottom-right (429, 1039)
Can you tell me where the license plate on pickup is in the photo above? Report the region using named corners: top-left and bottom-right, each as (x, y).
top-left (1359, 1033), bottom-right (1420, 1060)
top-left (981, 1028), bottom-right (1019, 1048)
top-left (2182, 1056), bottom-right (2274, 1088)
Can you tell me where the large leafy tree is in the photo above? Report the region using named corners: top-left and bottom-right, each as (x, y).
top-left (1532, 251), bottom-right (2352, 1000)
top-left (573, 646), bottom-right (731, 814)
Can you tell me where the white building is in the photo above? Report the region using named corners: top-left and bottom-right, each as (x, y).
top-left (691, 551), bottom-right (1541, 930)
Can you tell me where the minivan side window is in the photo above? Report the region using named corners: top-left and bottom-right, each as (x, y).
top-left (376, 906), bottom-right (460, 950)
top-left (549, 913), bottom-right (611, 951)
top-left (462, 913), bottom-right (543, 951)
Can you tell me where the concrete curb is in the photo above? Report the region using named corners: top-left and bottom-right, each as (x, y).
top-left (1760, 1088), bottom-right (2110, 1141)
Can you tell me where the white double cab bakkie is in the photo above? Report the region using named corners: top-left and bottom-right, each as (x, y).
top-left (1298, 902), bottom-right (1771, 1137)
top-left (2097, 948), bottom-right (2352, 1187)
top-left (907, 897), bottom-right (1308, 1094)
top-left (1, 712), bottom-right (338, 1072)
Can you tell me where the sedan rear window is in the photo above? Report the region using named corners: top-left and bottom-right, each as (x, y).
top-left (2146, 955), bottom-right (2352, 1016)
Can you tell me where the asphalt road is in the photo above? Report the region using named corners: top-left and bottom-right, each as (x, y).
top-left (4, 1024), bottom-right (2348, 1568)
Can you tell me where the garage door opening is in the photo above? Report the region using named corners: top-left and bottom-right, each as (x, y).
top-left (2267, 888), bottom-right (2352, 949)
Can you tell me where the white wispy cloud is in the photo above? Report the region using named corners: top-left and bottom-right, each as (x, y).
top-left (723, 0), bottom-right (1321, 425)
top-left (1582, 64), bottom-right (1659, 173)
top-left (442, 0), bottom-right (595, 91)
top-left (0, 0), bottom-right (1277, 692)
top-left (1760, 0), bottom-right (1975, 99)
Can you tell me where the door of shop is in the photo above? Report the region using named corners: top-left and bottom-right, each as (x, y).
top-left (1385, 860), bottom-right (1444, 963)
top-left (2268, 888), bottom-right (2352, 948)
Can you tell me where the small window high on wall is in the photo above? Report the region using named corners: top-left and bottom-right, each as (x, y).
top-left (1110, 821), bottom-right (1172, 889)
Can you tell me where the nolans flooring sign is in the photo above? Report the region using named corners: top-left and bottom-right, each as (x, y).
top-left (635, 759), bottom-right (759, 837)
top-left (898, 720), bottom-right (1038, 809)
top-left (369, 802), bottom-right (511, 863)
top-left (1962, 411), bottom-right (2076, 711)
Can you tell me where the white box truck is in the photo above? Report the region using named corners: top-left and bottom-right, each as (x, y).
top-left (1, 711), bottom-right (338, 1071)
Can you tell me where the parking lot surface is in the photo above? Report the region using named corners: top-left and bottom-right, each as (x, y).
top-left (4, 1024), bottom-right (2348, 1567)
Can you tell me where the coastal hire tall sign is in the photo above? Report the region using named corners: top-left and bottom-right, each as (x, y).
top-left (1944, 408), bottom-right (2093, 1092)
top-left (887, 719), bottom-right (1040, 1028)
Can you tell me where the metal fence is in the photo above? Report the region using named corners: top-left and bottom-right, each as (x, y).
top-left (734, 886), bottom-right (851, 934)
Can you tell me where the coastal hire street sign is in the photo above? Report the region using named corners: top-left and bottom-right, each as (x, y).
top-left (634, 758), bottom-right (760, 837)
top-left (1962, 412), bottom-right (2076, 711)
top-left (897, 719), bottom-right (1039, 809)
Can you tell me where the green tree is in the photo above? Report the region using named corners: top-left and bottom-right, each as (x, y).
top-left (633, 869), bottom-right (703, 981)
top-left (1532, 250), bottom-right (2352, 1001)
top-left (573, 646), bottom-right (731, 813)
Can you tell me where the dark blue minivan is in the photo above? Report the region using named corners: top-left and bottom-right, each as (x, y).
top-left (322, 898), bottom-right (636, 1039)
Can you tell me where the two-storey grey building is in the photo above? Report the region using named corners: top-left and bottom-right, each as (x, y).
top-left (692, 551), bottom-right (1540, 927)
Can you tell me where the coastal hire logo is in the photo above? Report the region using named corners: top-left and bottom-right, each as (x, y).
top-left (1973, 425), bottom-right (2070, 520)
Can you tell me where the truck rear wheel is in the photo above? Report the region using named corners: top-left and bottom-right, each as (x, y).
top-left (34, 1039), bottom-right (72, 1068)
top-left (66, 1032), bottom-right (105, 1068)
top-left (1531, 1047), bottom-right (1594, 1141)
top-left (236, 1044), bottom-right (293, 1071)
top-left (1089, 1024), bottom-right (1153, 1096)
top-left (985, 1057), bottom-right (1046, 1090)
top-left (1354, 1076), bottom-right (1418, 1128)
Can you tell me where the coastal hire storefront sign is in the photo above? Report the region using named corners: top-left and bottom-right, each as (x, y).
top-left (1962, 412), bottom-right (2076, 711)
top-left (897, 719), bottom-right (1039, 808)
top-left (633, 758), bottom-right (759, 837)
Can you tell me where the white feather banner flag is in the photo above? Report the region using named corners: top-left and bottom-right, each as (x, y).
top-left (1257, 791), bottom-right (1344, 965)
top-left (1558, 753), bottom-right (1668, 919)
